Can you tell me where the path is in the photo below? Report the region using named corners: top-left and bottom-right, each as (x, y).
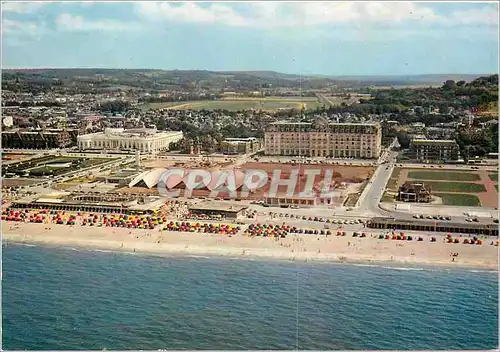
top-left (478, 170), bottom-right (498, 208)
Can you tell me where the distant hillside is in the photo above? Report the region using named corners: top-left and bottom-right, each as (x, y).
top-left (2, 69), bottom-right (496, 92)
top-left (329, 74), bottom-right (491, 86)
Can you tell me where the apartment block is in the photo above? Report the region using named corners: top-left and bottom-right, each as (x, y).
top-left (264, 121), bottom-right (382, 159)
top-left (220, 137), bottom-right (261, 155)
top-left (2, 129), bottom-right (72, 149)
top-left (409, 139), bottom-right (459, 162)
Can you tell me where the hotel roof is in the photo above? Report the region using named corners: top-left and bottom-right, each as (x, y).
top-left (270, 121), bottom-right (379, 126)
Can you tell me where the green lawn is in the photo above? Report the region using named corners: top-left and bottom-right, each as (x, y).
top-left (407, 171), bottom-right (480, 182)
top-left (386, 167), bottom-right (401, 191)
top-left (344, 193), bottom-right (361, 207)
top-left (435, 193), bottom-right (481, 206)
top-left (489, 173), bottom-right (498, 181)
top-left (381, 192), bottom-right (395, 203)
top-left (139, 97), bottom-right (324, 112)
top-left (495, 184), bottom-right (498, 192)
top-left (422, 181), bottom-right (486, 193)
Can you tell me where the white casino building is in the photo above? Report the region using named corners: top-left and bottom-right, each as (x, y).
top-left (77, 128), bottom-right (183, 154)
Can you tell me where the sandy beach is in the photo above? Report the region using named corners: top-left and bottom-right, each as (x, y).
top-left (3, 221), bottom-right (498, 269)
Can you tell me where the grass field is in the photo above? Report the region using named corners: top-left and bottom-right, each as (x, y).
top-left (435, 193), bottom-right (481, 206)
top-left (343, 193), bottom-right (361, 207)
top-left (386, 168), bottom-right (401, 191)
top-left (489, 173), bottom-right (498, 181)
top-left (140, 97), bottom-right (325, 112)
top-left (381, 191), bottom-right (395, 203)
top-left (423, 181), bottom-right (486, 193)
top-left (4, 156), bottom-right (115, 178)
top-left (407, 171), bottom-right (480, 182)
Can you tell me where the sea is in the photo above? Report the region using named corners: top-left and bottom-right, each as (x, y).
top-left (2, 243), bottom-right (498, 350)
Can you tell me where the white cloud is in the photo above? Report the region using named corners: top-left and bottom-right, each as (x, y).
top-left (2, 18), bottom-right (48, 45)
top-left (56, 13), bottom-right (140, 31)
top-left (3, 18), bottom-right (38, 34)
top-left (135, 2), bottom-right (248, 26)
top-left (448, 7), bottom-right (499, 26)
top-left (1, 1), bottom-right (45, 13)
top-left (134, 2), bottom-right (498, 28)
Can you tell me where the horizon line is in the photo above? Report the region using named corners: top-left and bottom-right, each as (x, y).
top-left (2, 68), bottom-right (496, 78)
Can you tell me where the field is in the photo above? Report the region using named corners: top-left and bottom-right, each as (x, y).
top-left (384, 168), bottom-right (498, 208)
top-left (423, 182), bottom-right (486, 193)
top-left (407, 171), bottom-right (480, 182)
top-left (140, 96), bottom-right (325, 112)
top-left (2, 156), bottom-right (116, 178)
top-left (434, 193), bottom-right (481, 207)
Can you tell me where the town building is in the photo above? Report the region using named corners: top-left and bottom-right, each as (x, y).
top-left (77, 128), bottom-right (183, 154)
top-left (2, 129), bottom-right (72, 149)
top-left (220, 137), bottom-right (261, 155)
top-left (425, 127), bottom-right (456, 140)
top-left (397, 181), bottom-right (432, 203)
top-left (264, 121), bottom-right (382, 158)
top-left (188, 201), bottom-right (248, 220)
top-left (367, 217), bottom-right (498, 236)
top-left (408, 139), bottom-right (460, 162)
top-left (407, 122), bottom-right (426, 134)
top-left (95, 169), bottom-right (142, 186)
top-left (12, 193), bottom-right (167, 215)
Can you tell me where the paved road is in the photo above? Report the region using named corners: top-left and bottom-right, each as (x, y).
top-left (356, 139), bottom-right (398, 216)
top-left (394, 163), bottom-right (497, 171)
top-left (315, 93), bottom-right (335, 107)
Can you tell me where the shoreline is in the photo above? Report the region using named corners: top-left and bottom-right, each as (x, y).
top-left (5, 240), bottom-right (499, 273)
top-left (3, 223), bottom-right (498, 270)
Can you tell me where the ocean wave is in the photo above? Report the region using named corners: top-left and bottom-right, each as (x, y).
top-left (91, 249), bottom-right (117, 254)
top-left (15, 243), bottom-right (38, 248)
top-left (351, 263), bottom-right (382, 268)
top-left (468, 269), bottom-right (498, 274)
top-left (381, 266), bottom-right (425, 271)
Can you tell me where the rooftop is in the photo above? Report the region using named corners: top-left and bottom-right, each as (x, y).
top-left (369, 217), bottom-right (498, 229)
top-left (188, 201), bottom-right (248, 213)
top-left (413, 139), bottom-right (458, 145)
top-left (271, 121), bottom-right (379, 126)
top-left (224, 137), bottom-right (258, 142)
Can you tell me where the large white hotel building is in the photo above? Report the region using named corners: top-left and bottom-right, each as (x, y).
top-left (264, 121), bottom-right (382, 159)
top-left (77, 128), bottom-right (183, 154)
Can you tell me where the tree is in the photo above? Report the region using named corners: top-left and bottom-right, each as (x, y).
top-left (443, 80), bottom-right (456, 90)
top-left (156, 116), bottom-right (166, 131)
top-left (396, 131), bottom-right (411, 149)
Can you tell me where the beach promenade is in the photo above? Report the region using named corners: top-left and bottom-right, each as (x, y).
top-left (3, 221), bottom-right (498, 269)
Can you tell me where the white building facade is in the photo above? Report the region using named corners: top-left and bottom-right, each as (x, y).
top-left (77, 128), bottom-right (183, 154)
top-left (264, 121), bottom-right (382, 159)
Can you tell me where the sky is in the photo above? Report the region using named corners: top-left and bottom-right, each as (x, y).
top-left (1, 1), bottom-right (499, 76)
